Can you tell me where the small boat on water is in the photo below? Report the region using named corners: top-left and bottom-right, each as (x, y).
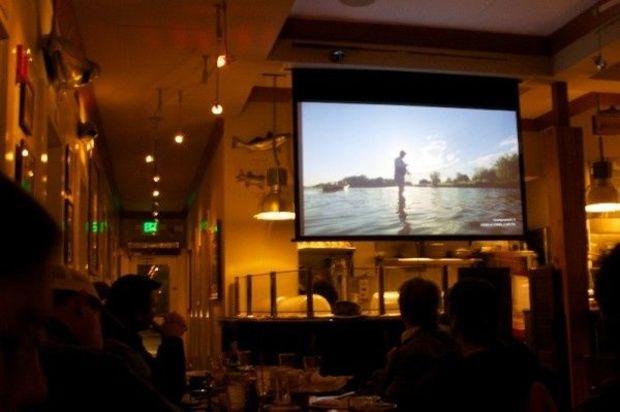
top-left (322, 183), bottom-right (350, 193)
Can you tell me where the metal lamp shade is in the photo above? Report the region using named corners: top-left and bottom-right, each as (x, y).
top-left (586, 180), bottom-right (620, 213)
top-left (254, 167), bottom-right (295, 220)
top-left (254, 189), bottom-right (295, 221)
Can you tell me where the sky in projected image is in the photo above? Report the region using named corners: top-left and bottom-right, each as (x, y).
top-left (301, 102), bottom-right (519, 186)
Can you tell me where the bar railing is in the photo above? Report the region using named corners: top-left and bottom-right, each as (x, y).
top-left (231, 258), bottom-right (481, 319)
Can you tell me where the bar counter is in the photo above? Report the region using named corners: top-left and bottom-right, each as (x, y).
top-left (220, 316), bottom-right (405, 382)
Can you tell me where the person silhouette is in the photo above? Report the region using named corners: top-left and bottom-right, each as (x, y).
top-left (394, 150), bottom-right (408, 197)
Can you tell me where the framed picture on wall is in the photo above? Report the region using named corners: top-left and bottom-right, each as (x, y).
top-left (209, 219), bottom-right (223, 301)
top-left (18, 82), bottom-right (34, 136)
top-left (63, 199), bottom-right (74, 264)
top-left (64, 145), bottom-right (72, 195)
top-left (15, 140), bottom-right (34, 193)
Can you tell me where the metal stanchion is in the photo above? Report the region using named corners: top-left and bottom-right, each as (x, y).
top-left (234, 276), bottom-right (240, 316)
top-left (246, 274), bottom-right (253, 317)
top-left (377, 257), bottom-right (386, 316)
top-left (270, 271), bottom-right (277, 318)
top-left (306, 267), bottom-right (314, 318)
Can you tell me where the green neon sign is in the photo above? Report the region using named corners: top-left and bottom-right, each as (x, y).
top-left (200, 219), bottom-right (209, 232)
top-left (143, 220), bottom-right (159, 234)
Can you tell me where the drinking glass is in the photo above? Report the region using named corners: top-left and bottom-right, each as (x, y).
top-left (302, 355), bottom-right (321, 384)
top-left (255, 366), bottom-right (272, 398)
top-left (278, 353), bottom-right (296, 368)
top-left (227, 382), bottom-right (246, 412)
top-left (273, 367), bottom-right (292, 405)
top-left (238, 350), bottom-right (253, 371)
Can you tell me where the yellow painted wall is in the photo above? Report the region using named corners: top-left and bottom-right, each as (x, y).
top-left (0, 0), bottom-right (118, 280)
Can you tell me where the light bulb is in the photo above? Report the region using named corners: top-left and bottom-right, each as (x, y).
top-left (153, 175), bottom-right (160, 183)
top-left (174, 132), bottom-right (184, 144)
top-left (145, 154), bottom-right (154, 163)
top-left (211, 103), bottom-right (223, 116)
top-left (216, 54), bottom-right (227, 68)
top-left (152, 189), bottom-right (160, 198)
top-left (153, 210), bottom-right (159, 217)
top-left (21, 148), bottom-right (29, 157)
top-left (40, 153), bottom-right (48, 163)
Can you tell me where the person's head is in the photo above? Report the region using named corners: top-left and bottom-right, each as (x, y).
top-left (50, 266), bottom-right (103, 349)
top-left (595, 244), bottom-right (620, 351)
top-left (398, 278), bottom-right (440, 329)
top-left (0, 175), bottom-right (58, 410)
top-left (399, 150), bottom-right (406, 158)
top-left (447, 278), bottom-right (499, 347)
top-left (106, 275), bottom-right (161, 331)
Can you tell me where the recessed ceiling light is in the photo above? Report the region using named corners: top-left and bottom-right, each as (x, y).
top-left (339, 0), bottom-right (376, 6)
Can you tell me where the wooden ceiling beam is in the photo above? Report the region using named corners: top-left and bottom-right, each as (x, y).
top-left (521, 91), bottom-right (620, 132)
top-left (279, 18), bottom-right (550, 56)
top-left (550, 1), bottom-right (620, 54)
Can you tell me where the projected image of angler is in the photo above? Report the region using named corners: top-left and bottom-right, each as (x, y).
top-left (298, 103), bottom-right (524, 237)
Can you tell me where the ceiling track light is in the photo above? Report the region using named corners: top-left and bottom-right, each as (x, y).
top-left (215, 0), bottom-right (233, 68)
top-left (174, 90), bottom-right (185, 144)
top-left (153, 174), bottom-right (160, 183)
top-left (211, 67), bottom-right (223, 116)
top-left (152, 189), bottom-right (160, 198)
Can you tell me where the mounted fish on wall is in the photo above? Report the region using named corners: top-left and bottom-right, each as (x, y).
top-left (41, 2), bottom-right (100, 89)
top-left (231, 132), bottom-right (291, 151)
top-left (236, 170), bottom-right (265, 189)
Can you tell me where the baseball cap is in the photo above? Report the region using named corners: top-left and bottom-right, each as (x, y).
top-left (50, 265), bottom-right (100, 302)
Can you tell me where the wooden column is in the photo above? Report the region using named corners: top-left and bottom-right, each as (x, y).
top-left (543, 82), bottom-right (591, 406)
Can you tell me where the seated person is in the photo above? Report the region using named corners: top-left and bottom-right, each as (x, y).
top-left (0, 175), bottom-right (58, 412)
top-left (447, 278), bottom-right (551, 412)
top-left (27, 266), bottom-right (180, 412)
top-left (578, 245), bottom-right (620, 411)
top-left (378, 278), bottom-right (459, 410)
top-left (103, 275), bottom-right (187, 404)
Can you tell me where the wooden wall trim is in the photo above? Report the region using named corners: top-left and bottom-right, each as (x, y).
top-left (279, 18), bottom-right (549, 56)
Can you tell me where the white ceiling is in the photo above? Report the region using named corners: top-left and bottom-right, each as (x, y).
top-left (291, 0), bottom-right (599, 36)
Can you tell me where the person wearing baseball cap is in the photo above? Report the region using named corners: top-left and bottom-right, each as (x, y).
top-left (30, 266), bottom-right (181, 411)
top-left (46, 266), bottom-right (104, 349)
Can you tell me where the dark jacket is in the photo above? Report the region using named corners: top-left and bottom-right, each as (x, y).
top-left (456, 339), bottom-right (541, 412)
top-left (577, 377), bottom-right (620, 412)
top-left (24, 319), bottom-right (180, 412)
top-left (380, 326), bottom-right (460, 411)
top-left (102, 310), bottom-right (186, 404)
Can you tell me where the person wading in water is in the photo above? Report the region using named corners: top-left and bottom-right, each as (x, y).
top-left (395, 150), bottom-right (412, 235)
top-left (395, 150), bottom-right (409, 197)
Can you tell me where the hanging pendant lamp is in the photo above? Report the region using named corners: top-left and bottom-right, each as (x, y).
top-left (586, 136), bottom-right (620, 213)
top-left (254, 74), bottom-right (295, 221)
top-left (586, 94), bottom-right (620, 213)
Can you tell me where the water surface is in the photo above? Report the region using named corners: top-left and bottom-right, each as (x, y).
top-left (302, 186), bottom-right (523, 236)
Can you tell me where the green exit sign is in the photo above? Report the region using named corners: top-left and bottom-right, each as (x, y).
top-left (142, 220), bottom-right (159, 234)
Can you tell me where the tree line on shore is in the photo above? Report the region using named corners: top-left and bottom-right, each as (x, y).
top-left (312, 153), bottom-right (519, 189)
top-left (419, 153), bottom-right (519, 187)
